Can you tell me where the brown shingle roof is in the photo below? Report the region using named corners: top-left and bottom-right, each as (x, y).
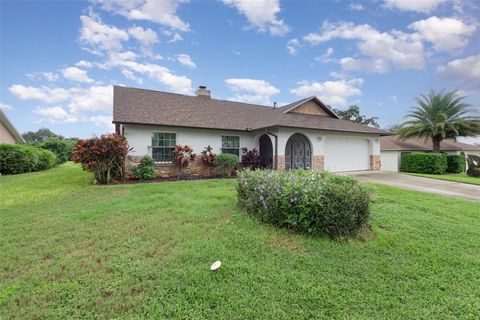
top-left (381, 135), bottom-right (480, 151)
top-left (113, 86), bottom-right (389, 135)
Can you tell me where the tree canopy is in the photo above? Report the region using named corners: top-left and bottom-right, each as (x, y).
top-left (333, 105), bottom-right (380, 128)
top-left (397, 90), bottom-right (480, 152)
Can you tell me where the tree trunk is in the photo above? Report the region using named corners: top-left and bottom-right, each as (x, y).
top-left (432, 137), bottom-right (442, 152)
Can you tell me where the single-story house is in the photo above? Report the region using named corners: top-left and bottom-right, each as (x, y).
top-left (380, 135), bottom-right (480, 172)
top-left (113, 85), bottom-right (390, 176)
top-left (0, 110), bottom-right (25, 144)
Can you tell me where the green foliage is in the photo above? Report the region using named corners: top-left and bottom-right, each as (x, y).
top-left (131, 156), bottom-right (156, 180)
top-left (237, 170), bottom-right (370, 238)
top-left (36, 149), bottom-right (57, 171)
top-left (401, 152), bottom-right (447, 174)
top-left (333, 105), bottom-right (380, 128)
top-left (71, 133), bottom-right (131, 184)
top-left (446, 154), bottom-right (465, 173)
top-left (0, 144), bottom-right (57, 174)
top-left (22, 127), bottom-right (62, 145)
top-left (398, 90), bottom-right (480, 151)
top-left (39, 138), bottom-right (75, 164)
top-left (214, 153), bottom-right (238, 177)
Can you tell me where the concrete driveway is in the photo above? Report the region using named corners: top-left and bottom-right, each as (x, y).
top-left (342, 171), bottom-right (480, 201)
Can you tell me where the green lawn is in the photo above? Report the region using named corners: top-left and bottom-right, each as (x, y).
top-left (1, 163), bottom-right (479, 319)
top-left (406, 172), bottom-right (480, 186)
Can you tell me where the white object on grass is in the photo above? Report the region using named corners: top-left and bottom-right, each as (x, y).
top-left (210, 260), bottom-right (221, 271)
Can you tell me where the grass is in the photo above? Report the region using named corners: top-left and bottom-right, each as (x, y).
top-left (1, 163), bottom-right (479, 319)
top-left (406, 172), bottom-right (480, 186)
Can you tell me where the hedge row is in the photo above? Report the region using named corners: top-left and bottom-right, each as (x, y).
top-left (446, 154), bottom-right (465, 173)
top-left (0, 144), bottom-right (57, 175)
top-left (401, 152), bottom-right (447, 174)
top-left (237, 169), bottom-right (370, 238)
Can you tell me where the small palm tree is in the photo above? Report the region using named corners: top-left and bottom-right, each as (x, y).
top-left (397, 90), bottom-right (480, 152)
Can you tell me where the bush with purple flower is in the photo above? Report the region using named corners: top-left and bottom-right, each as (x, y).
top-left (236, 169), bottom-right (370, 238)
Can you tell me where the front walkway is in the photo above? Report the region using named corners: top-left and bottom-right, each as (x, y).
top-left (342, 171), bottom-right (480, 201)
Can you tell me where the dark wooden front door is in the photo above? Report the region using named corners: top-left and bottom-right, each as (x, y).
top-left (285, 133), bottom-right (311, 169)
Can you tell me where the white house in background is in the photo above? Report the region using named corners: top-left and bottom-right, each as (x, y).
top-left (380, 135), bottom-right (480, 172)
top-left (0, 110), bottom-right (25, 144)
top-left (113, 85), bottom-right (390, 175)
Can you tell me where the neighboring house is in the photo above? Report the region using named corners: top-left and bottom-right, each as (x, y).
top-left (113, 85), bottom-right (390, 176)
top-left (0, 110), bottom-right (25, 144)
top-left (381, 135), bottom-right (480, 172)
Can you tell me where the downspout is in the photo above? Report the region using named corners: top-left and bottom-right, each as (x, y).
top-left (265, 129), bottom-right (278, 170)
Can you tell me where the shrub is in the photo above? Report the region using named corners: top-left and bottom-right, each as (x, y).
top-left (401, 152), bottom-right (447, 174)
top-left (446, 154), bottom-right (465, 173)
top-left (466, 155), bottom-right (480, 177)
top-left (237, 170), bottom-right (370, 238)
top-left (71, 133), bottom-right (131, 184)
top-left (201, 145), bottom-right (216, 176)
top-left (0, 144), bottom-right (57, 175)
top-left (214, 153), bottom-right (238, 177)
top-left (173, 145), bottom-right (196, 172)
top-left (131, 156), bottom-right (156, 180)
top-left (241, 148), bottom-right (261, 169)
top-left (39, 138), bottom-right (74, 164)
top-left (36, 149), bottom-right (57, 171)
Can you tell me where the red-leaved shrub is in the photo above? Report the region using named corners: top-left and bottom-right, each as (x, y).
top-left (173, 145), bottom-right (196, 172)
top-left (72, 133), bottom-right (131, 184)
top-left (201, 145), bottom-right (216, 175)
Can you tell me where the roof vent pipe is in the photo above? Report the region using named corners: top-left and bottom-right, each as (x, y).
top-left (196, 85), bottom-right (211, 98)
top-left (273, 102), bottom-right (277, 109)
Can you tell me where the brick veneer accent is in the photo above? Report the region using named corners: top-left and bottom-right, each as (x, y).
top-left (127, 156), bottom-right (210, 178)
top-left (370, 155), bottom-right (381, 171)
top-left (314, 155), bottom-right (324, 170)
top-left (276, 155), bottom-right (285, 170)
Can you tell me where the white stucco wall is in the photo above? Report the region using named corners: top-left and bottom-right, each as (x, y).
top-left (380, 151), bottom-right (401, 172)
top-left (124, 124), bottom-right (256, 157)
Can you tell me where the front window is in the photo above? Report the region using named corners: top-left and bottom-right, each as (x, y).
top-left (152, 132), bottom-right (176, 162)
top-left (221, 136), bottom-right (240, 158)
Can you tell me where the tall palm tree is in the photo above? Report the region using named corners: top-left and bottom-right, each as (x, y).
top-left (397, 90), bottom-right (480, 152)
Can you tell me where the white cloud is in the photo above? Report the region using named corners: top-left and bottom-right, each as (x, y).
top-left (0, 103), bottom-right (14, 110)
top-left (75, 60), bottom-right (93, 68)
top-left (409, 16), bottom-right (476, 52)
top-left (349, 3), bottom-right (364, 11)
top-left (304, 21), bottom-right (425, 73)
top-left (225, 78), bottom-right (279, 105)
top-left (315, 47), bottom-right (334, 64)
top-left (340, 57), bottom-right (390, 73)
top-left (290, 78), bottom-right (364, 106)
top-left (175, 54), bottom-right (196, 68)
top-left (34, 106), bottom-right (78, 123)
top-left (9, 85), bottom-right (72, 103)
top-left (437, 55), bottom-right (480, 91)
top-left (62, 67), bottom-right (95, 83)
top-left (128, 26), bottom-right (159, 46)
top-left (286, 38), bottom-right (300, 55)
top-left (121, 69), bottom-right (143, 84)
top-left (26, 72), bottom-right (59, 82)
top-left (90, 115), bottom-right (114, 130)
top-left (79, 13), bottom-right (129, 54)
top-left (168, 32), bottom-right (183, 43)
top-left (384, 0), bottom-right (446, 13)
top-left (223, 0), bottom-right (290, 36)
top-left (94, 0), bottom-right (190, 32)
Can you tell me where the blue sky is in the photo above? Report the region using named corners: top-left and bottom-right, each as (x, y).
top-left (1, 0), bottom-right (479, 142)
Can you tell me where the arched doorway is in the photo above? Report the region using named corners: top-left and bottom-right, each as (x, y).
top-left (285, 133), bottom-right (312, 169)
top-left (259, 134), bottom-right (273, 168)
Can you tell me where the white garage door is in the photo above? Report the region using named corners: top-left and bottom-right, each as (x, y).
top-left (324, 137), bottom-right (370, 172)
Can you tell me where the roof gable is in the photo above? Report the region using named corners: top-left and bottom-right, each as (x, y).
top-left (281, 97), bottom-right (339, 118)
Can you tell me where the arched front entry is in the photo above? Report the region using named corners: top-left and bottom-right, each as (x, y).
top-left (285, 133), bottom-right (312, 169)
top-left (259, 134), bottom-right (273, 168)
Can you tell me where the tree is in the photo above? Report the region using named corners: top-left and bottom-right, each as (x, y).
top-left (22, 128), bottom-right (63, 145)
top-left (397, 90), bottom-right (480, 152)
top-left (333, 105), bottom-right (380, 128)
top-left (383, 124), bottom-right (401, 133)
